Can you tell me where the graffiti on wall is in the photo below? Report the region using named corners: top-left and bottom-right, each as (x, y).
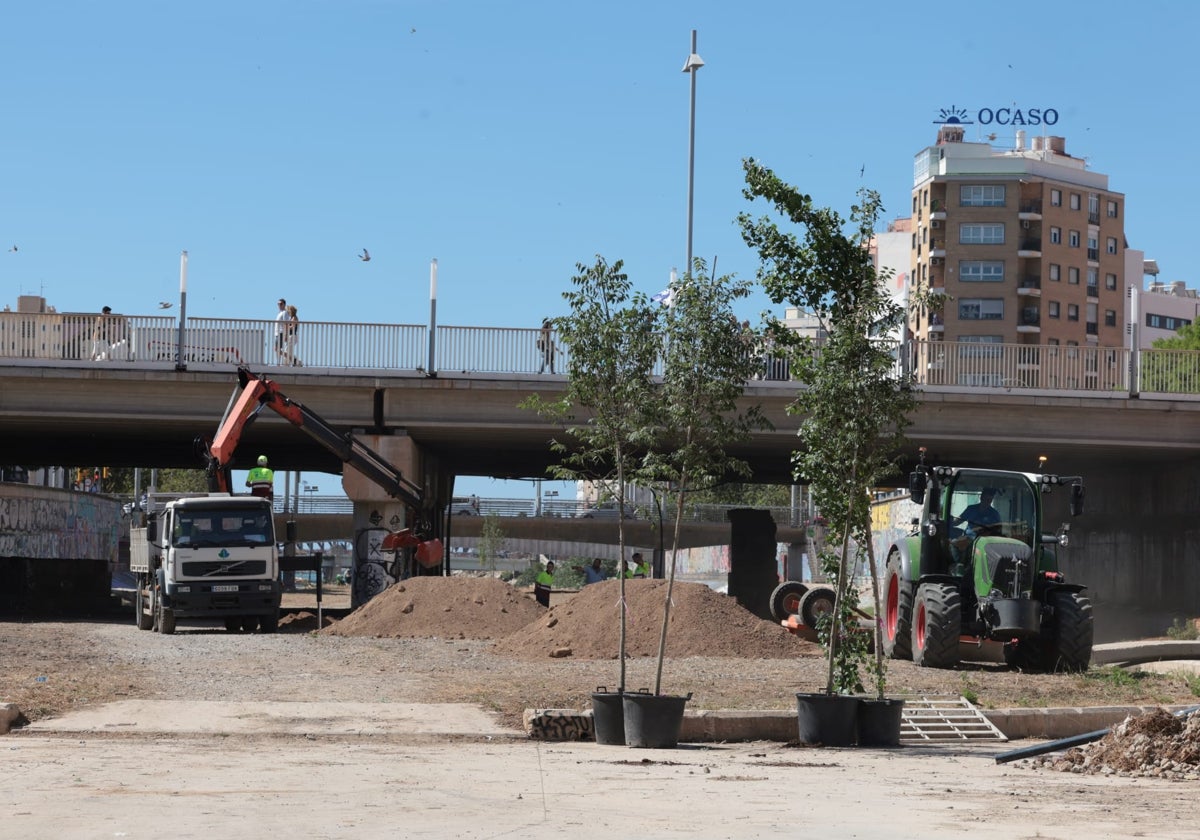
top-left (0, 485), bottom-right (121, 561)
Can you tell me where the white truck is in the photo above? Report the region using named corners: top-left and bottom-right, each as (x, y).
top-left (130, 493), bottom-right (282, 634)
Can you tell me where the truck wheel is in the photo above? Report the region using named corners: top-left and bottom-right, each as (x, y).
top-left (882, 552), bottom-right (913, 660)
top-left (1046, 591), bottom-right (1094, 672)
top-left (769, 581), bottom-right (808, 622)
top-left (911, 582), bottom-right (961, 668)
top-left (260, 611), bottom-right (279, 634)
top-left (135, 585), bottom-right (153, 631)
top-left (241, 616), bottom-right (260, 633)
top-left (224, 617), bottom-right (241, 633)
top-left (797, 586), bottom-right (835, 629)
top-left (157, 594), bottom-right (176, 635)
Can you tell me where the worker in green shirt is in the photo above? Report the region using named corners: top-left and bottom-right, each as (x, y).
top-left (631, 552), bottom-right (651, 579)
top-left (246, 455), bottom-right (275, 501)
top-left (534, 561), bottom-right (555, 608)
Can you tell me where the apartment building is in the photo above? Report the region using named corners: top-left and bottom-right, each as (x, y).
top-left (908, 125), bottom-right (1126, 353)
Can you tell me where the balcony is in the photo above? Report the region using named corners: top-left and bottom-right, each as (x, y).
top-left (1088, 211), bottom-right (1100, 225)
top-left (1017, 276), bottom-right (1042, 296)
top-left (1087, 248), bottom-right (1100, 262)
top-left (1018, 307), bottom-right (1041, 333)
top-left (1018, 199), bottom-right (1043, 220)
top-left (928, 312), bottom-right (945, 333)
top-left (1086, 284), bottom-right (1099, 300)
top-left (1018, 238), bottom-right (1042, 258)
top-left (1086, 322), bottom-right (1099, 336)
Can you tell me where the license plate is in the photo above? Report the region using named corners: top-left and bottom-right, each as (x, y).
top-left (211, 584), bottom-right (240, 592)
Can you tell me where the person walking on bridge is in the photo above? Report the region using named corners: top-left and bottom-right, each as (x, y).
top-left (246, 455), bottom-right (275, 501)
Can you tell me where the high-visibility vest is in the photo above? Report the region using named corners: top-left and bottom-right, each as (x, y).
top-left (246, 466), bottom-right (274, 494)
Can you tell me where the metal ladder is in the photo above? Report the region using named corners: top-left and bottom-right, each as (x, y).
top-left (899, 694), bottom-right (1007, 742)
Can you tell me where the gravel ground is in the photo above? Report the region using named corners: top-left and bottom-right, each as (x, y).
top-left (3, 581), bottom-right (1200, 732)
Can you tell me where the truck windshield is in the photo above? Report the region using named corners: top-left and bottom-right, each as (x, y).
top-left (172, 510), bottom-right (273, 547)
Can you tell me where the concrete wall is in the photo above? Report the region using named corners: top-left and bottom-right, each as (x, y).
top-left (0, 483), bottom-right (122, 613)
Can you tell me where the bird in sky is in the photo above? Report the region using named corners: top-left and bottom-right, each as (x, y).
top-left (158, 301), bottom-right (173, 309)
top-left (359, 248), bottom-right (371, 262)
top-left (7, 245), bottom-right (16, 253)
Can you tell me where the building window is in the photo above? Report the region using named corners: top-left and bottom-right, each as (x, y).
top-left (1049, 226), bottom-right (1062, 245)
top-left (957, 335), bottom-right (1004, 358)
top-left (1107, 236), bottom-right (1119, 255)
top-left (1069, 193), bottom-right (1081, 210)
top-left (1146, 313), bottom-right (1193, 330)
top-left (1051, 189), bottom-right (1062, 207)
top-left (1049, 338), bottom-right (1060, 346)
top-left (959, 298), bottom-right (1004, 320)
top-left (1105, 309), bottom-right (1117, 327)
top-left (1107, 200), bottom-right (1118, 218)
top-left (1067, 304), bottom-right (1079, 321)
top-left (1049, 263), bottom-right (1061, 282)
top-left (960, 223), bottom-right (1005, 244)
top-left (959, 260), bottom-right (1005, 282)
top-left (960, 185), bottom-right (1006, 207)
top-left (1068, 230), bottom-right (1081, 248)
top-left (1068, 267), bottom-right (1080, 285)
top-left (1048, 301), bottom-right (1060, 319)
top-left (1105, 272), bottom-right (1118, 291)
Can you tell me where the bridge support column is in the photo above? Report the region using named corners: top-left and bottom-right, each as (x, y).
top-left (727, 508), bottom-right (778, 621)
top-left (342, 435), bottom-right (435, 606)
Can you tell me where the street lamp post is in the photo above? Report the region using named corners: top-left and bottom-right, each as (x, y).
top-left (682, 30), bottom-right (704, 276)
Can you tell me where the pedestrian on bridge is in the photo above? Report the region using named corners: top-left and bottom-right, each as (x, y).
top-left (537, 318), bottom-right (557, 374)
top-left (246, 455), bottom-right (275, 501)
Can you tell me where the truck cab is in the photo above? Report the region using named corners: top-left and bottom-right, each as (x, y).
top-left (131, 493), bottom-right (282, 634)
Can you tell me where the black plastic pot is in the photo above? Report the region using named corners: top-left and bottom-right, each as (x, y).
top-left (591, 689), bottom-right (625, 745)
top-left (795, 692), bottom-right (859, 747)
top-left (622, 691), bottom-right (690, 749)
top-left (856, 697), bottom-right (906, 747)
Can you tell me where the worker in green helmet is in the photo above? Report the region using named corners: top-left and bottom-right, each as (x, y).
top-left (246, 455), bottom-right (275, 501)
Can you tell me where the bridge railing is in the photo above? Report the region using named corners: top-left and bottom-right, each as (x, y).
top-left (8, 308), bottom-right (1200, 400)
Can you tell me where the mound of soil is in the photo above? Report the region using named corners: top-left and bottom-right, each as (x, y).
top-left (492, 579), bottom-right (823, 660)
top-left (1030, 708), bottom-right (1200, 780)
top-left (319, 576), bottom-right (544, 640)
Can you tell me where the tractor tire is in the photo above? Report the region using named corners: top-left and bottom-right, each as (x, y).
top-left (1047, 591), bottom-right (1094, 672)
top-left (797, 586), bottom-right (836, 629)
top-left (911, 582), bottom-right (961, 669)
top-left (882, 552), bottom-right (913, 660)
top-left (135, 585), bottom-right (153, 631)
top-left (769, 581), bottom-right (808, 622)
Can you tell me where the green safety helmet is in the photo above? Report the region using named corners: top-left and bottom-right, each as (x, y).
top-left (257, 455), bottom-right (269, 466)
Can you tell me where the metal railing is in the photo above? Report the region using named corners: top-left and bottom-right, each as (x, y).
top-left (8, 309), bottom-right (1200, 399)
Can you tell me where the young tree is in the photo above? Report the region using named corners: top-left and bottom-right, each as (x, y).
top-left (520, 255), bottom-right (662, 692)
top-left (642, 260), bottom-right (771, 695)
top-left (739, 159), bottom-right (916, 698)
top-left (477, 513), bottom-right (506, 573)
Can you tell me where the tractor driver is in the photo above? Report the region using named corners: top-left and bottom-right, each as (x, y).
top-left (954, 487), bottom-right (1002, 538)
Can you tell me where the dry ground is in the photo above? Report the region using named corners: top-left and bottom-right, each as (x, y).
top-left (3, 578), bottom-right (1199, 734)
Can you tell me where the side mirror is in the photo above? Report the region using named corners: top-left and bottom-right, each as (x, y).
top-left (286, 520), bottom-right (297, 543)
top-left (908, 471), bottom-right (927, 505)
top-left (1069, 483), bottom-right (1085, 517)
top-left (146, 519), bottom-right (158, 543)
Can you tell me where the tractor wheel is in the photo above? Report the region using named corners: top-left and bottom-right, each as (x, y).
top-left (1046, 591), bottom-right (1094, 672)
top-left (911, 582), bottom-right (961, 668)
top-left (135, 585), bottom-right (153, 631)
top-left (882, 552), bottom-right (913, 660)
top-left (797, 586), bottom-right (836, 629)
top-left (769, 581), bottom-right (808, 622)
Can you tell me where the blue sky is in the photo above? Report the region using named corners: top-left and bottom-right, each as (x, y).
top-left (6, 1), bottom-right (1196, 499)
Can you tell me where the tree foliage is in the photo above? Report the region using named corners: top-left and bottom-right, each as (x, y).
top-left (519, 255), bottom-right (661, 690)
top-left (739, 159), bottom-right (915, 697)
top-left (1143, 323), bottom-right (1200, 393)
top-left (639, 258), bottom-right (772, 692)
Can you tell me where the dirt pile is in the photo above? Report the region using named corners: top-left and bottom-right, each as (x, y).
top-left (492, 578), bottom-right (823, 660)
top-left (319, 576), bottom-right (544, 640)
top-left (1029, 708), bottom-right (1200, 781)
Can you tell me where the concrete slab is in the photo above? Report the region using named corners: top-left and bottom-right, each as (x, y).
top-left (19, 700), bottom-right (521, 739)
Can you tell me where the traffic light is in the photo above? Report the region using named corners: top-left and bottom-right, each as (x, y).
top-left (102, 467), bottom-right (110, 479)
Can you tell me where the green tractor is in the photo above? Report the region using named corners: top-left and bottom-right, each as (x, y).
top-left (882, 451), bottom-right (1092, 671)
